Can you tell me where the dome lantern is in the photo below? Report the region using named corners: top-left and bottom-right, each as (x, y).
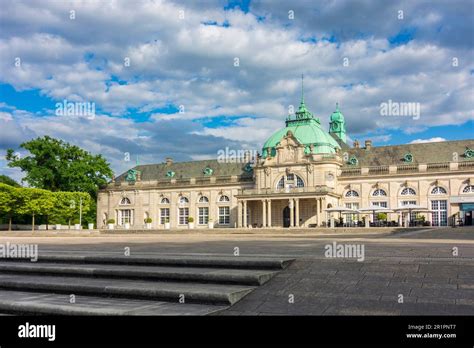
top-left (262, 76), bottom-right (341, 157)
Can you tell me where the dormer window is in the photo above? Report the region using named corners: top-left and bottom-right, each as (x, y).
top-left (403, 153), bottom-right (414, 163)
top-left (203, 167), bottom-right (213, 176)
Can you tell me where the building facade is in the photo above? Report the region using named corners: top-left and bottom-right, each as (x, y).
top-left (97, 94), bottom-right (474, 229)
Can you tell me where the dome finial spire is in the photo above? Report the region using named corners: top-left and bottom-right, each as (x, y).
top-left (301, 74), bottom-right (304, 104)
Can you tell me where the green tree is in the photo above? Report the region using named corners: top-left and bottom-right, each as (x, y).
top-left (51, 192), bottom-right (91, 228)
top-left (16, 188), bottom-right (57, 231)
top-left (0, 183), bottom-right (19, 230)
top-left (6, 136), bottom-right (112, 198)
top-left (0, 175), bottom-right (20, 187)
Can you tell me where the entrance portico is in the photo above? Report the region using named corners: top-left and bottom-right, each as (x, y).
top-left (236, 191), bottom-right (332, 228)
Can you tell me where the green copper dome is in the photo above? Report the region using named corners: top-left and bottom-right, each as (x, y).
top-left (262, 77), bottom-right (340, 157)
top-left (262, 119), bottom-right (340, 157)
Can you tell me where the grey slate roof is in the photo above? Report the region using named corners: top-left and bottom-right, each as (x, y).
top-left (115, 159), bottom-right (253, 182)
top-left (115, 140), bottom-right (474, 181)
top-left (340, 139), bottom-right (474, 167)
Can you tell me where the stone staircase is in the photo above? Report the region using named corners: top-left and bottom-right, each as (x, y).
top-left (0, 254), bottom-right (293, 315)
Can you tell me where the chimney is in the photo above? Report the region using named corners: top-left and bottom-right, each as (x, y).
top-left (365, 140), bottom-right (372, 150)
top-left (166, 157), bottom-right (173, 166)
top-left (353, 140), bottom-right (360, 148)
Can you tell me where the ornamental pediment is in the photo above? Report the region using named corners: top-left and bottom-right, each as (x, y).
top-left (271, 131), bottom-right (302, 164)
top-left (277, 131), bottom-right (301, 148)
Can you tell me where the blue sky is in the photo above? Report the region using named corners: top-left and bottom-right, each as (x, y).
top-left (0, 0), bottom-right (473, 182)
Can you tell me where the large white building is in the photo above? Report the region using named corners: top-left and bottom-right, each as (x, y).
top-left (97, 93), bottom-right (474, 229)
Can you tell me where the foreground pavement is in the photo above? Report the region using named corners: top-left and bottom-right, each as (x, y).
top-left (0, 227), bottom-right (472, 315)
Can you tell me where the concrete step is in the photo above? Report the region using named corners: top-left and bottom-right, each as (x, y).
top-left (0, 254), bottom-right (294, 315)
top-left (0, 290), bottom-right (226, 315)
top-left (0, 274), bottom-right (255, 305)
top-left (0, 254), bottom-right (293, 270)
top-left (0, 262), bottom-right (276, 285)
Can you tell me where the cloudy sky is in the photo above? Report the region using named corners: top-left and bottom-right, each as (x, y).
top-left (0, 0), bottom-right (473, 182)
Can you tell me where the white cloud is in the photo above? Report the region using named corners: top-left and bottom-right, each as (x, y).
top-left (0, 0), bottom-right (472, 179)
top-left (410, 137), bottom-right (447, 144)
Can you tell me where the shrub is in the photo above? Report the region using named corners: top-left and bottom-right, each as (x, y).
top-left (144, 217), bottom-right (152, 223)
top-left (188, 217), bottom-right (194, 223)
top-left (107, 218), bottom-right (115, 224)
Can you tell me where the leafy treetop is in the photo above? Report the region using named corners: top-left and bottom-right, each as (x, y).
top-left (0, 175), bottom-right (21, 187)
top-left (6, 136), bottom-right (113, 198)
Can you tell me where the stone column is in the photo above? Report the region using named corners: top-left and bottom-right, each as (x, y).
top-left (316, 198), bottom-right (320, 226)
top-left (295, 198), bottom-right (300, 227)
top-left (243, 200), bottom-right (248, 228)
top-left (262, 199), bottom-right (267, 227)
top-left (267, 200), bottom-right (272, 227)
top-left (289, 199), bottom-right (295, 227)
top-left (322, 197), bottom-right (326, 227)
top-left (237, 200), bottom-right (242, 228)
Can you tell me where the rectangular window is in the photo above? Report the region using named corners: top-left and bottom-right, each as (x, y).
top-left (179, 208), bottom-right (189, 225)
top-left (371, 201), bottom-right (388, 208)
top-left (371, 201), bottom-right (388, 222)
top-left (431, 200), bottom-right (447, 227)
top-left (344, 203), bottom-right (359, 223)
top-left (219, 206), bottom-right (230, 225)
top-left (401, 201), bottom-right (417, 222)
top-left (198, 207), bottom-right (209, 225)
top-left (160, 208), bottom-right (170, 224)
top-left (120, 209), bottom-right (131, 225)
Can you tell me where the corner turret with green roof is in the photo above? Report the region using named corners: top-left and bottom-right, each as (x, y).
top-left (262, 75), bottom-right (341, 157)
top-left (329, 102), bottom-right (347, 143)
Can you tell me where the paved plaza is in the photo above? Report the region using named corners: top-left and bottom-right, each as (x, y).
top-left (0, 227), bottom-right (472, 315)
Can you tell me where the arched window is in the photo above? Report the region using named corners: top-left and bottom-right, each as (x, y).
top-left (179, 196), bottom-right (189, 204)
top-left (462, 185), bottom-right (474, 193)
top-left (276, 174), bottom-right (304, 189)
top-left (120, 197), bottom-right (131, 205)
top-left (372, 189), bottom-right (387, 197)
top-left (431, 186), bottom-right (447, 195)
top-left (276, 177), bottom-right (285, 189)
top-left (160, 198), bottom-right (170, 204)
top-left (401, 187), bottom-right (416, 196)
top-left (198, 196), bottom-right (209, 203)
top-left (296, 176), bottom-right (304, 188)
top-left (345, 190), bottom-right (359, 198)
top-left (219, 195), bottom-right (230, 202)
